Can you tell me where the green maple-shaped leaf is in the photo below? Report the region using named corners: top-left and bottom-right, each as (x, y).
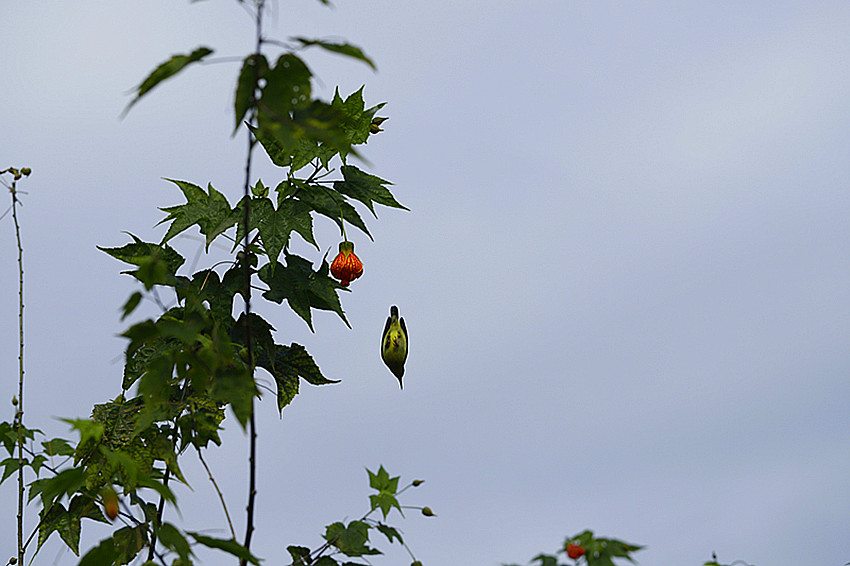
top-left (177, 395), bottom-right (225, 450)
top-left (258, 254), bottom-right (349, 331)
top-left (38, 502), bottom-right (81, 555)
top-left (0, 457), bottom-right (20, 484)
top-left (87, 398), bottom-right (158, 487)
top-left (256, 343), bottom-right (339, 414)
top-left (98, 234), bottom-right (186, 276)
top-left (323, 521), bottom-right (381, 557)
top-left (229, 312), bottom-right (276, 361)
top-left (112, 526), bottom-right (148, 564)
top-left (286, 545), bottom-right (311, 564)
top-left (124, 47), bottom-right (214, 115)
top-left (375, 523), bottom-right (404, 545)
top-left (158, 179), bottom-right (241, 248)
top-left (42, 438), bottom-right (76, 458)
top-left (292, 100), bottom-right (356, 159)
top-left (368, 465), bottom-right (399, 494)
top-left (331, 86), bottom-right (386, 147)
top-left (334, 165), bottom-right (408, 216)
top-left (246, 197), bottom-right (317, 267)
top-left (367, 466), bottom-right (402, 519)
top-left (369, 492), bottom-right (402, 520)
top-left (122, 335), bottom-right (180, 390)
top-left (250, 96), bottom-right (361, 171)
top-left (281, 179), bottom-right (373, 240)
top-left (70, 493), bottom-right (110, 525)
top-left (175, 266), bottom-right (244, 325)
top-left (92, 398), bottom-right (141, 451)
top-left (36, 492), bottom-right (106, 555)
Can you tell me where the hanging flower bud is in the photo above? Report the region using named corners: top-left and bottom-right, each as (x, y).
top-left (101, 486), bottom-right (119, 521)
top-left (566, 543), bottom-right (586, 560)
top-left (331, 241), bottom-right (363, 287)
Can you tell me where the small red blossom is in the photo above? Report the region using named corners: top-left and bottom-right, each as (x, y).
top-left (330, 240), bottom-right (363, 286)
top-left (566, 544), bottom-right (586, 560)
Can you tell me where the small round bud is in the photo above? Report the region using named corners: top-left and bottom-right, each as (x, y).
top-left (11, 397), bottom-right (18, 406)
top-left (412, 479), bottom-right (424, 487)
top-left (411, 561), bottom-right (422, 566)
top-left (421, 506), bottom-right (435, 517)
top-left (21, 168), bottom-right (31, 176)
top-left (10, 557), bottom-right (19, 564)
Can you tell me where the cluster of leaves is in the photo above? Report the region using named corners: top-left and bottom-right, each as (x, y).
top-left (505, 530), bottom-right (643, 566)
top-left (286, 466), bottom-right (432, 566)
top-left (0, 3), bottom-right (415, 565)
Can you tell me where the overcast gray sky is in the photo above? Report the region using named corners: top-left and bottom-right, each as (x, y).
top-left (2, 2), bottom-right (850, 565)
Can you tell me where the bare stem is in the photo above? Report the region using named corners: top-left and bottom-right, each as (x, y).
top-left (240, 2), bottom-right (265, 563)
top-left (6, 171), bottom-right (26, 566)
top-left (195, 444), bottom-right (237, 539)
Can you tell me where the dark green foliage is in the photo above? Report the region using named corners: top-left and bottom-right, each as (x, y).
top-left (293, 38), bottom-right (377, 70)
top-left (335, 165), bottom-right (408, 216)
top-left (241, 196), bottom-right (318, 266)
top-left (508, 531), bottom-right (644, 566)
top-left (278, 178), bottom-right (374, 240)
top-left (259, 254), bottom-right (350, 331)
top-left (4, 3), bottom-right (418, 565)
top-left (324, 521), bottom-right (381, 557)
top-left (157, 522), bottom-right (192, 562)
top-left (97, 234), bottom-right (185, 289)
top-left (124, 47), bottom-right (214, 114)
top-left (368, 465), bottom-right (402, 519)
top-left (234, 53), bottom-right (269, 134)
top-left (255, 343), bottom-right (340, 413)
top-left (187, 532), bottom-right (261, 565)
top-left (157, 180), bottom-right (243, 249)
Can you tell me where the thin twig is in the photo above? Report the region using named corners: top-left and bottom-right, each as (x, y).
top-left (5, 170), bottom-right (27, 566)
top-left (195, 444), bottom-right (237, 539)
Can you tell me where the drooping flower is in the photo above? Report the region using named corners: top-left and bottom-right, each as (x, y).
top-left (330, 240), bottom-right (363, 286)
top-left (101, 486), bottom-right (119, 521)
top-left (566, 543), bottom-right (586, 560)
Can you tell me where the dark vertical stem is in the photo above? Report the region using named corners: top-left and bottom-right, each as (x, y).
top-left (147, 469), bottom-right (171, 562)
top-left (5, 175), bottom-right (25, 564)
top-left (11, 178), bottom-right (25, 566)
top-left (240, 1), bottom-right (264, 561)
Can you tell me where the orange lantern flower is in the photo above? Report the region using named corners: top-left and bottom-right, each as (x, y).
top-left (566, 543), bottom-right (586, 560)
top-left (330, 241), bottom-right (363, 286)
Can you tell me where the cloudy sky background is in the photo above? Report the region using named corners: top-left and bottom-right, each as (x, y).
top-left (2, 1), bottom-right (850, 565)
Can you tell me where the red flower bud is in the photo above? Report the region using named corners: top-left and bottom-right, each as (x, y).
top-left (330, 241), bottom-right (363, 287)
top-left (566, 544), bottom-right (586, 560)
